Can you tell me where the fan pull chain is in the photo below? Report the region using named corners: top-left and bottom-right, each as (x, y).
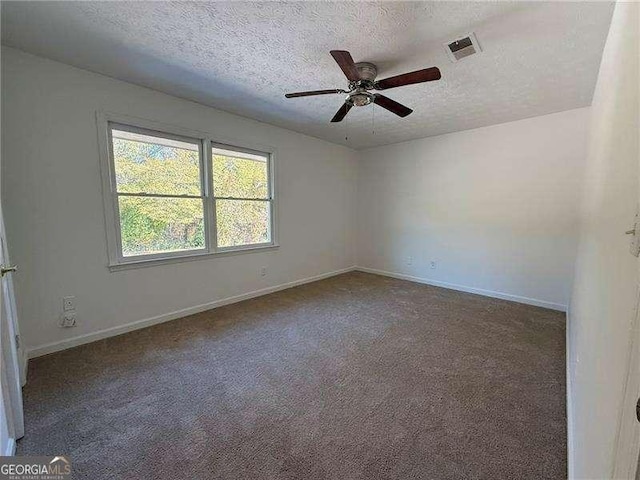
top-left (371, 103), bottom-right (376, 136)
top-left (345, 113), bottom-right (349, 142)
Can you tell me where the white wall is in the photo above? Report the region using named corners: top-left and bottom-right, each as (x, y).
top-left (356, 108), bottom-right (590, 310)
top-left (568, 2), bottom-right (640, 479)
top-left (1, 47), bottom-right (357, 356)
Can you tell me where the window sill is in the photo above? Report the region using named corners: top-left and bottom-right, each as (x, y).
top-left (108, 244), bottom-right (280, 272)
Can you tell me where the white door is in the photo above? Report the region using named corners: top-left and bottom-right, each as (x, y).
top-left (0, 201), bottom-right (24, 455)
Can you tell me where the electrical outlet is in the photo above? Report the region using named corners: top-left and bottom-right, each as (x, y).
top-left (63, 296), bottom-right (76, 311)
top-left (59, 312), bottom-right (77, 328)
top-left (260, 266), bottom-right (267, 277)
top-left (430, 261), bottom-right (437, 269)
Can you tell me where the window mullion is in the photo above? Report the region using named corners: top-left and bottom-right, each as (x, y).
top-left (204, 139), bottom-right (218, 253)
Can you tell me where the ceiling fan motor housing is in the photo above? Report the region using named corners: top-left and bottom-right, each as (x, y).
top-left (355, 62), bottom-right (377, 82)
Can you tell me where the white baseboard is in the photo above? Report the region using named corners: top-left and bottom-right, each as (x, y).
top-left (4, 438), bottom-right (16, 456)
top-left (27, 266), bottom-right (357, 359)
top-left (355, 266), bottom-right (567, 312)
top-left (26, 265), bottom-right (566, 358)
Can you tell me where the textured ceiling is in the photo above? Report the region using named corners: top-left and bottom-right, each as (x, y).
top-left (1, 1), bottom-right (613, 149)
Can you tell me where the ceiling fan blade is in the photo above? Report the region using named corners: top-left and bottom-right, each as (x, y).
top-left (285, 89), bottom-right (345, 98)
top-left (330, 50), bottom-right (361, 82)
top-left (373, 94), bottom-right (413, 117)
top-left (330, 102), bottom-right (353, 123)
top-left (374, 67), bottom-right (441, 90)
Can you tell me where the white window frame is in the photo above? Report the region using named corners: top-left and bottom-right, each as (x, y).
top-left (96, 112), bottom-right (278, 271)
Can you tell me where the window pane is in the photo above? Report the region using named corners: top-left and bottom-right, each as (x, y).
top-left (216, 200), bottom-right (270, 248)
top-left (118, 196), bottom-right (205, 256)
top-left (112, 128), bottom-right (201, 196)
top-left (212, 147), bottom-right (268, 199)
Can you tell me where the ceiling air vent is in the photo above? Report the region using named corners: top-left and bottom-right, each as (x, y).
top-left (445, 33), bottom-right (481, 62)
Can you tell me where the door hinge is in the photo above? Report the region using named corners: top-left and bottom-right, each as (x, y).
top-left (15, 334), bottom-right (20, 349)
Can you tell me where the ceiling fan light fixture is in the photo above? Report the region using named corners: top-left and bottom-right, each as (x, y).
top-left (349, 92), bottom-right (373, 107)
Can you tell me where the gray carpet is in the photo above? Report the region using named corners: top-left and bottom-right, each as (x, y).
top-left (17, 272), bottom-right (566, 479)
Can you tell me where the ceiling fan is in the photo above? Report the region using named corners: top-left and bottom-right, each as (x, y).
top-left (284, 50), bottom-right (441, 123)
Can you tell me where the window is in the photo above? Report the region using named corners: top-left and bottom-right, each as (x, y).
top-left (99, 114), bottom-right (276, 268)
top-left (111, 126), bottom-right (206, 257)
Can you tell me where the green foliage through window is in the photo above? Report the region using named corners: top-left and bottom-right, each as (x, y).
top-left (212, 149), bottom-right (270, 248)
